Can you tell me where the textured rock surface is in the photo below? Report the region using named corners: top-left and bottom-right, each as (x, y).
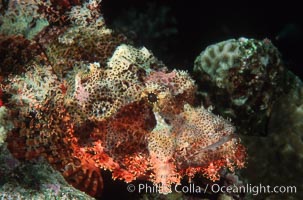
top-left (193, 38), bottom-right (303, 199)
top-left (194, 38), bottom-right (287, 136)
top-left (0, 146), bottom-right (94, 200)
top-left (241, 72), bottom-right (303, 199)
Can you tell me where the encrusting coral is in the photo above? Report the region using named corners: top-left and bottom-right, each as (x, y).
top-left (240, 72), bottom-right (303, 199)
top-left (193, 37), bottom-right (303, 199)
top-left (0, 0), bottom-right (246, 198)
top-left (194, 38), bottom-right (286, 136)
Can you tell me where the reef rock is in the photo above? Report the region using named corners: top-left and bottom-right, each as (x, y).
top-left (241, 72), bottom-right (303, 199)
top-left (193, 37), bottom-right (303, 199)
top-left (194, 38), bottom-right (287, 136)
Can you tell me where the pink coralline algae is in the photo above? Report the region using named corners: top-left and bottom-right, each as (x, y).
top-left (1, 0), bottom-right (246, 198)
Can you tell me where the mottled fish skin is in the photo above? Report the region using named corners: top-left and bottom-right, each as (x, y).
top-left (2, 0), bottom-right (246, 197)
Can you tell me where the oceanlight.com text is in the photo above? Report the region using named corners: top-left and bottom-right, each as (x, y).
top-left (126, 183), bottom-right (297, 196)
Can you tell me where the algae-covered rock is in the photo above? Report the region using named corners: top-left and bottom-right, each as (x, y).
top-left (193, 38), bottom-right (303, 199)
top-left (193, 38), bottom-right (287, 136)
top-left (237, 72), bottom-right (303, 199)
top-left (0, 147), bottom-right (95, 200)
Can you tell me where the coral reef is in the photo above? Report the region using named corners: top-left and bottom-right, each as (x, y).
top-left (0, 0), bottom-right (246, 198)
top-left (241, 71), bottom-right (303, 199)
top-left (193, 38), bottom-right (303, 199)
top-left (0, 146), bottom-right (94, 200)
top-left (193, 38), bottom-right (287, 135)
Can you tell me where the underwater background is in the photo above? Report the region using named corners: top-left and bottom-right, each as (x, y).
top-left (102, 0), bottom-right (303, 78)
top-left (0, 0), bottom-right (303, 199)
